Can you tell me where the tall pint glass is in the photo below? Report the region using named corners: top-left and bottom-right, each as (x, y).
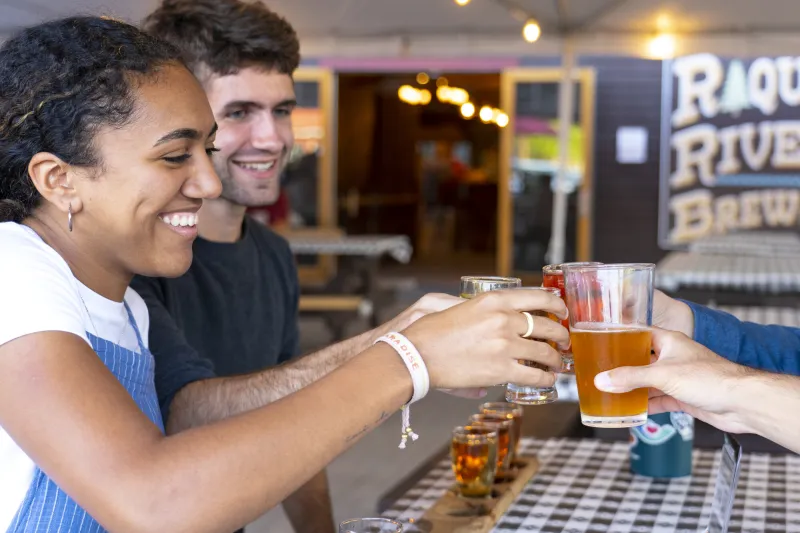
top-left (562, 263), bottom-right (654, 428)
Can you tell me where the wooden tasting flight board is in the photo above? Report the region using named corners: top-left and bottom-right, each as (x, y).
top-left (415, 456), bottom-right (540, 533)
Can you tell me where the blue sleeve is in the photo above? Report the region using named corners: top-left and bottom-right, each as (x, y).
top-left (130, 275), bottom-right (218, 423)
top-left (684, 300), bottom-right (800, 376)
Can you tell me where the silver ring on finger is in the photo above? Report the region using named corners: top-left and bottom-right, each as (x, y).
top-left (520, 311), bottom-right (535, 339)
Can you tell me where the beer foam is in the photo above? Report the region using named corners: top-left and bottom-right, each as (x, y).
top-left (571, 322), bottom-right (651, 333)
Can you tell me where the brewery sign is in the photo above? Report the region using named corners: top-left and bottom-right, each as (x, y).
top-left (659, 53), bottom-right (800, 249)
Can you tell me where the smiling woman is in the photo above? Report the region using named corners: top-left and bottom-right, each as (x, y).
top-left (0, 14), bottom-right (572, 533)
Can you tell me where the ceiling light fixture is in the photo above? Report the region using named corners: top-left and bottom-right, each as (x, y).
top-left (522, 18), bottom-right (541, 43)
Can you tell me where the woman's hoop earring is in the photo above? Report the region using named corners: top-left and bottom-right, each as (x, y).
top-left (68, 203), bottom-right (73, 232)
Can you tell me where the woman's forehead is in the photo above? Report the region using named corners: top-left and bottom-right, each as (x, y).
top-left (117, 65), bottom-right (215, 144)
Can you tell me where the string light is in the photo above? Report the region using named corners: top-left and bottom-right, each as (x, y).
top-left (416, 72), bottom-right (430, 85)
top-left (398, 85), bottom-right (431, 105)
top-left (437, 85), bottom-right (470, 105)
top-left (495, 112), bottom-right (509, 128)
top-left (460, 102), bottom-right (475, 118)
top-left (419, 89), bottom-right (431, 105)
top-left (479, 105), bottom-right (493, 123)
top-left (436, 77), bottom-right (449, 87)
top-left (523, 19), bottom-right (541, 43)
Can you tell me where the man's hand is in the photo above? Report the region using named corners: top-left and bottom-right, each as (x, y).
top-left (594, 327), bottom-right (755, 434)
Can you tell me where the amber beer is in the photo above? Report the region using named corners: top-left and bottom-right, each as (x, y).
top-left (469, 414), bottom-right (513, 476)
top-left (563, 263), bottom-right (655, 428)
top-left (571, 323), bottom-right (651, 426)
top-left (480, 402), bottom-right (523, 463)
top-left (451, 426), bottom-right (498, 498)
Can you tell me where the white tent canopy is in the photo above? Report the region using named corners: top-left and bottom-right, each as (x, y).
top-left (5, 0), bottom-right (800, 57)
top-left (5, 0), bottom-right (800, 264)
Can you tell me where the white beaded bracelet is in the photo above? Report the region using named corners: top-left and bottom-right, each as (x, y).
top-left (374, 332), bottom-right (430, 449)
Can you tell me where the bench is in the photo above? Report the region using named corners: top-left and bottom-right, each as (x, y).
top-left (298, 295), bottom-right (374, 341)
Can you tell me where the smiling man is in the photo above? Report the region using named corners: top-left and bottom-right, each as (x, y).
top-left (130, 1), bottom-right (461, 532)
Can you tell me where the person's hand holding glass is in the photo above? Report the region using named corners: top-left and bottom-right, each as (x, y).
top-left (506, 286), bottom-right (563, 404)
top-left (562, 263), bottom-right (655, 428)
top-left (459, 277), bottom-right (568, 406)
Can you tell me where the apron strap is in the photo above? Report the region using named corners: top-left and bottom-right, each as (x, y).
top-left (123, 301), bottom-right (147, 354)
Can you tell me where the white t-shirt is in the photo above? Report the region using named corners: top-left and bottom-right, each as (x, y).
top-left (0, 222), bottom-right (149, 531)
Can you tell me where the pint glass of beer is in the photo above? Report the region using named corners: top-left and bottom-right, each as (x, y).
top-left (451, 425), bottom-right (498, 498)
top-left (505, 286), bottom-right (561, 405)
top-left (460, 275), bottom-right (521, 299)
top-left (562, 263), bottom-right (654, 428)
top-left (543, 262), bottom-right (603, 373)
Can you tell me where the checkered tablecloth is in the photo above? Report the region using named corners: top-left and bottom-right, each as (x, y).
top-left (286, 234), bottom-right (413, 263)
top-left (382, 438), bottom-right (800, 532)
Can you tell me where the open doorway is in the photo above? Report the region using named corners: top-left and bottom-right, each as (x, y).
top-left (337, 72), bottom-right (503, 275)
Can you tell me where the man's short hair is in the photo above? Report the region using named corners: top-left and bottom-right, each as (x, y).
top-left (143, 0), bottom-right (300, 82)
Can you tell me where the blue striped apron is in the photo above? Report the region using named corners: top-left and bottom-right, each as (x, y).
top-left (7, 302), bottom-right (164, 533)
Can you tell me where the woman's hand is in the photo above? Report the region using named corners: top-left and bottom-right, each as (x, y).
top-left (402, 288), bottom-right (570, 390)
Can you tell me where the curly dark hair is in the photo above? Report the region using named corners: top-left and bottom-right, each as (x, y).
top-left (0, 16), bottom-right (184, 223)
top-left (143, 0), bottom-right (300, 81)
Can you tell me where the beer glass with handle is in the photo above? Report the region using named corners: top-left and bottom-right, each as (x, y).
top-left (562, 263), bottom-right (654, 428)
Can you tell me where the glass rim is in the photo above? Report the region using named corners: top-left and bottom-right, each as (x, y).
top-left (561, 262), bottom-right (655, 273)
top-left (479, 402), bottom-right (524, 414)
top-left (469, 414), bottom-right (513, 427)
top-left (461, 275), bottom-right (522, 282)
top-left (515, 286), bottom-right (560, 295)
top-left (543, 261), bottom-right (603, 274)
top-left (452, 425), bottom-right (498, 441)
top-left (339, 518), bottom-right (402, 528)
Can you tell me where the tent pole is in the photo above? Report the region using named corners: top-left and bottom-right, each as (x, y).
top-left (547, 33), bottom-right (576, 266)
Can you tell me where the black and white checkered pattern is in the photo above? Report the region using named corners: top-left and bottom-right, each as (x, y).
top-left (656, 252), bottom-right (800, 293)
top-left (382, 438), bottom-right (800, 533)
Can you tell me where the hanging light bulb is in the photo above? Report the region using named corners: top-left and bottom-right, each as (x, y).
top-left (419, 89), bottom-right (431, 105)
top-left (398, 85), bottom-right (416, 104)
top-left (454, 0), bottom-right (470, 5)
top-left (436, 85), bottom-right (451, 103)
top-left (398, 85), bottom-right (431, 105)
top-left (460, 102), bottom-right (476, 118)
top-left (522, 19), bottom-right (541, 43)
top-left (416, 72), bottom-right (430, 85)
top-left (647, 33), bottom-right (676, 59)
top-left (448, 87), bottom-right (470, 105)
top-left (479, 105), bottom-right (493, 123)
top-left (495, 112), bottom-right (509, 128)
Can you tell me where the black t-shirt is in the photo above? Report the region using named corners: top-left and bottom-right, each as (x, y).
top-left (131, 217), bottom-right (300, 421)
